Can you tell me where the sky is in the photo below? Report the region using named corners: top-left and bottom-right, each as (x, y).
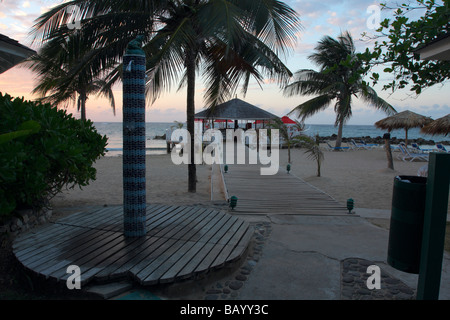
top-left (0, 0), bottom-right (449, 125)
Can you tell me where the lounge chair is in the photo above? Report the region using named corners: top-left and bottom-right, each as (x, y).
top-left (357, 139), bottom-right (378, 149)
top-left (436, 144), bottom-right (450, 153)
top-left (350, 139), bottom-right (373, 150)
top-left (411, 143), bottom-right (433, 153)
top-left (326, 141), bottom-right (350, 151)
top-left (397, 143), bottom-right (429, 162)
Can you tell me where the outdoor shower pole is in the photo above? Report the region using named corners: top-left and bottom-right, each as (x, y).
top-left (123, 36), bottom-right (146, 237)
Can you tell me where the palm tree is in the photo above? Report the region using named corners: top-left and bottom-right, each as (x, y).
top-left (299, 134), bottom-right (323, 177)
top-left (284, 31), bottom-right (396, 148)
top-left (26, 33), bottom-right (116, 121)
top-left (31, 0), bottom-right (301, 192)
top-left (268, 117), bottom-right (305, 164)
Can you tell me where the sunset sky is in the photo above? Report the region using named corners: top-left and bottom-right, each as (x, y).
top-left (0, 0), bottom-right (448, 124)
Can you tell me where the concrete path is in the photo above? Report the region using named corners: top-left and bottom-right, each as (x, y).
top-left (236, 211), bottom-right (450, 300)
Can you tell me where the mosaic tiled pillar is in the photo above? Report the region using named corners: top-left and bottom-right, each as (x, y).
top-left (123, 38), bottom-right (146, 237)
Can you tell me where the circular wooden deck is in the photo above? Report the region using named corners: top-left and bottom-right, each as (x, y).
top-left (13, 204), bottom-right (253, 287)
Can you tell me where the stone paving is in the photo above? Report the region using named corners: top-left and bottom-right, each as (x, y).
top-left (340, 258), bottom-right (416, 300)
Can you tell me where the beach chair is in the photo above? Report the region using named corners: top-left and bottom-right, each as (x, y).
top-left (397, 143), bottom-right (429, 162)
top-left (436, 144), bottom-right (450, 153)
top-left (350, 139), bottom-right (372, 150)
top-left (326, 141), bottom-right (350, 151)
top-left (358, 139), bottom-right (378, 149)
top-left (411, 143), bottom-right (433, 153)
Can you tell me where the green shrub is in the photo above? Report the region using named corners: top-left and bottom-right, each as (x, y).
top-left (0, 93), bottom-right (107, 220)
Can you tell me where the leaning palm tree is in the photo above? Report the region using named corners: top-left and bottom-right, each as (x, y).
top-left (299, 134), bottom-right (324, 177)
top-left (26, 33), bottom-right (116, 121)
top-left (30, 0), bottom-right (301, 193)
top-left (284, 31), bottom-right (396, 148)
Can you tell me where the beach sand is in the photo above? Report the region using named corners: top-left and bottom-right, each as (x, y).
top-left (50, 145), bottom-right (448, 214)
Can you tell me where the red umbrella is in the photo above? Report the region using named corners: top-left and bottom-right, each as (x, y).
top-left (282, 116), bottom-right (296, 124)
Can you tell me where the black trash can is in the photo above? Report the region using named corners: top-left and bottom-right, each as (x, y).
top-left (387, 175), bottom-right (427, 274)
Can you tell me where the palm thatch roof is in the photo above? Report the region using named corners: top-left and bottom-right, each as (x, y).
top-left (375, 110), bottom-right (433, 130)
top-left (375, 110), bottom-right (433, 145)
top-left (195, 98), bottom-right (279, 120)
top-left (421, 114), bottom-right (450, 136)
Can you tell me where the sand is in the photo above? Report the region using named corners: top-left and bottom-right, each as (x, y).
top-left (50, 145), bottom-right (446, 214)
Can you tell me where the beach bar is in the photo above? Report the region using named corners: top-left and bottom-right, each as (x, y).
top-left (194, 98), bottom-right (279, 133)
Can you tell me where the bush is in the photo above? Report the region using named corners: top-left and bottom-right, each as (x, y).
top-left (0, 93), bottom-right (107, 220)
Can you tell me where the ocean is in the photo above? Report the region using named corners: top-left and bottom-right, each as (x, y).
top-left (94, 122), bottom-right (449, 156)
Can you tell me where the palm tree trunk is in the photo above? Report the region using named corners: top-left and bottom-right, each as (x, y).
top-left (186, 50), bottom-right (196, 193)
top-left (335, 120), bottom-right (344, 148)
top-left (80, 91), bottom-right (87, 121)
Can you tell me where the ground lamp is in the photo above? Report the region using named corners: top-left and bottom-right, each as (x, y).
top-left (230, 196), bottom-right (238, 210)
top-left (346, 198), bottom-right (354, 214)
top-left (224, 164), bottom-right (228, 173)
top-left (287, 164), bottom-right (291, 174)
top-left (122, 36), bottom-right (147, 237)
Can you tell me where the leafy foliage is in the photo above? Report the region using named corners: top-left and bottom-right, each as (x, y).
top-left (24, 32), bottom-right (116, 121)
top-left (0, 93), bottom-right (107, 220)
top-left (362, 0), bottom-right (450, 94)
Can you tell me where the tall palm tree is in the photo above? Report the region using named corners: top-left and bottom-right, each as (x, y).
top-left (284, 31), bottom-right (396, 148)
top-left (30, 0), bottom-right (301, 192)
top-left (143, 1), bottom-right (300, 192)
top-left (26, 33), bottom-right (116, 121)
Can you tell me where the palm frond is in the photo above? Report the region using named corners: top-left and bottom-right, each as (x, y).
top-left (288, 94), bottom-right (333, 121)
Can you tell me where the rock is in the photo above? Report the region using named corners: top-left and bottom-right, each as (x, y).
top-left (229, 281), bottom-right (243, 290)
top-left (235, 274), bottom-right (247, 281)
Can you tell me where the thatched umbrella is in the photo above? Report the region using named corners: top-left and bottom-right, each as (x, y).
top-left (375, 110), bottom-right (433, 146)
top-left (421, 114), bottom-right (450, 136)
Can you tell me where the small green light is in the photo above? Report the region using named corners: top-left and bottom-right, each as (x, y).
top-left (230, 196), bottom-right (238, 210)
top-left (224, 164), bottom-right (228, 173)
top-left (347, 198), bottom-right (354, 214)
top-left (287, 164), bottom-right (291, 173)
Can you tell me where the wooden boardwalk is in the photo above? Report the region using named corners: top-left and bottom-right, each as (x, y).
top-left (13, 204), bottom-right (253, 286)
top-left (221, 163), bottom-right (349, 215)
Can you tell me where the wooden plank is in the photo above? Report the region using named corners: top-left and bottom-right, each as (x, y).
top-left (131, 207), bottom-right (214, 284)
top-left (86, 210), bottom-right (220, 277)
top-left (140, 209), bottom-right (226, 284)
top-left (141, 215), bottom-right (234, 285)
top-left (15, 205), bottom-right (173, 261)
top-left (91, 205), bottom-right (191, 280)
top-left (13, 206), bottom-right (108, 251)
top-left (101, 206), bottom-right (204, 279)
top-left (224, 226), bottom-right (255, 263)
top-left (192, 217), bottom-right (243, 274)
top-left (211, 221), bottom-right (251, 268)
top-left (36, 230), bottom-right (122, 277)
